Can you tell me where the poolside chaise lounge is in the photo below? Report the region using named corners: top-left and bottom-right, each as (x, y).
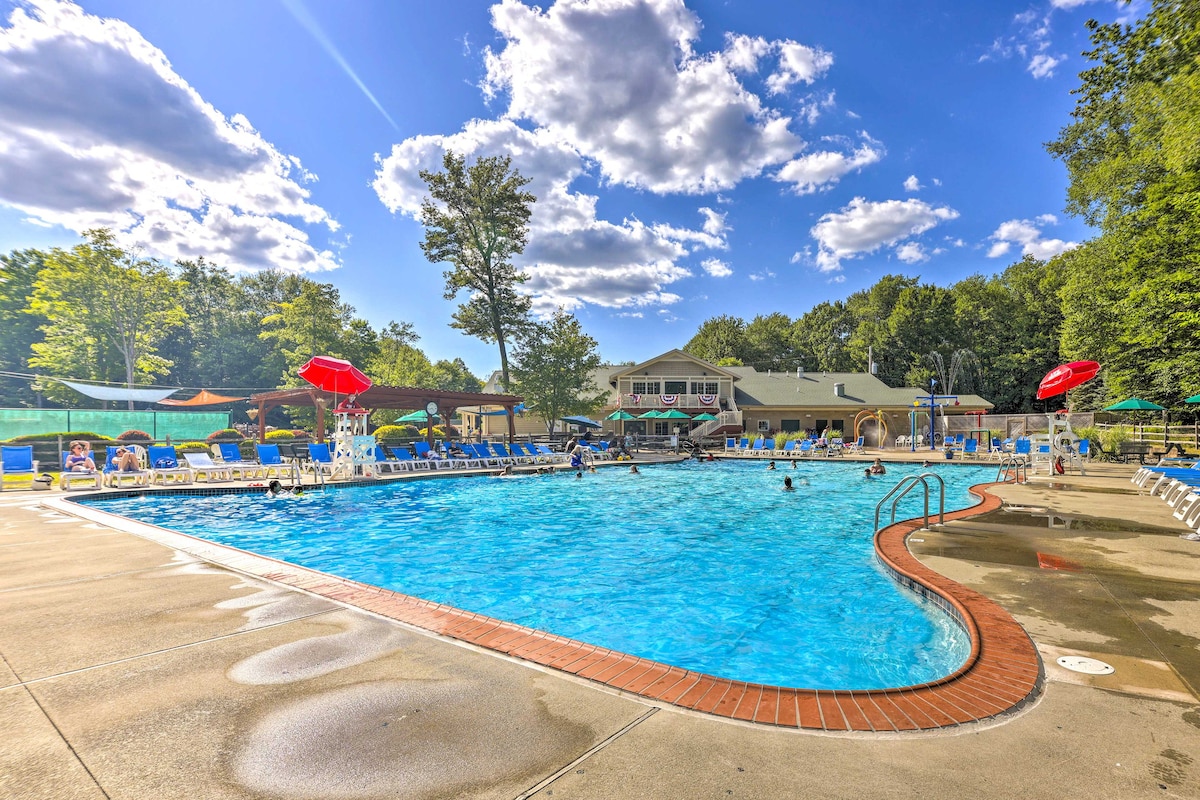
top-left (213, 443), bottom-right (265, 480)
top-left (254, 444), bottom-right (294, 481)
top-left (305, 443), bottom-right (336, 478)
top-left (147, 445), bottom-right (194, 486)
top-left (59, 450), bottom-right (102, 491)
top-left (0, 445), bottom-right (38, 491)
top-left (102, 445), bottom-right (151, 488)
top-left (183, 453), bottom-right (234, 483)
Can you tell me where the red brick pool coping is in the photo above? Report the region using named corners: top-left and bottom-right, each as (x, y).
top-left (52, 480), bottom-right (1041, 732)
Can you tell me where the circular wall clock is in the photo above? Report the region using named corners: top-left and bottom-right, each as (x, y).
top-left (425, 401), bottom-right (439, 416)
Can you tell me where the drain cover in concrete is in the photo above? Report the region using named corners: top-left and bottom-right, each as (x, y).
top-left (1056, 656), bottom-right (1115, 675)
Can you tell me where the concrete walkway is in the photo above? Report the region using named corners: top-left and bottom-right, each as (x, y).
top-left (2, 458), bottom-right (1199, 799)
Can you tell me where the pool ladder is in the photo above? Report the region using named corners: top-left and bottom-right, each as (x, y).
top-left (996, 454), bottom-right (1027, 485)
top-left (874, 472), bottom-right (945, 533)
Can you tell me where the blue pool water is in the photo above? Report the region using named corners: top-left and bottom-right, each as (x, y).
top-left (83, 459), bottom-right (994, 690)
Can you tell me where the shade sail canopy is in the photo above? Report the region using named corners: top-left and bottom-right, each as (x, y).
top-left (636, 410), bottom-right (661, 419)
top-left (298, 356), bottom-right (372, 395)
top-left (60, 379), bottom-right (177, 403)
top-left (1186, 394), bottom-right (1200, 404)
top-left (657, 409), bottom-right (691, 419)
top-left (605, 410), bottom-right (637, 420)
top-left (692, 412), bottom-right (719, 421)
top-left (477, 403), bottom-right (525, 416)
top-left (561, 415), bottom-right (602, 428)
top-left (396, 410), bottom-right (429, 422)
top-left (1104, 397), bottom-right (1165, 411)
top-left (158, 389), bottom-right (247, 406)
top-left (1036, 361), bottom-right (1101, 399)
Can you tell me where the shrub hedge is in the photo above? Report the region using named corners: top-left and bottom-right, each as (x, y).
top-left (117, 429), bottom-right (153, 442)
top-left (205, 428), bottom-right (243, 443)
top-left (5, 431), bottom-right (113, 444)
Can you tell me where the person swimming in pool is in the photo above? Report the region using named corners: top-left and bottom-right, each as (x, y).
top-left (870, 458), bottom-right (887, 475)
top-left (766, 460), bottom-right (776, 470)
top-left (783, 475), bottom-right (795, 491)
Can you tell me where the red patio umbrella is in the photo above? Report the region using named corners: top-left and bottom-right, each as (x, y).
top-left (1036, 361), bottom-right (1100, 400)
top-left (298, 356), bottom-right (373, 395)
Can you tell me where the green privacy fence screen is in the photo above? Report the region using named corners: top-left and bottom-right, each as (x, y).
top-left (0, 408), bottom-right (230, 441)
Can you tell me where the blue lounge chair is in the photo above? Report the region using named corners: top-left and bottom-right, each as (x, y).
top-left (413, 441), bottom-right (452, 469)
top-left (306, 443), bottom-right (336, 477)
top-left (372, 445), bottom-right (405, 474)
top-left (0, 445), bottom-right (38, 491)
top-left (147, 445), bottom-right (193, 485)
top-left (385, 444), bottom-right (430, 471)
top-left (254, 444), bottom-right (292, 480)
top-left (726, 438), bottom-right (737, 452)
top-left (214, 443), bottom-right (264, 480)
top-left (532, 443), bottom-right (566, 463)
top-left (490, 442), bottom-right (528, 464)
top-left (797, 439), bottom-right (814, 458)
top-left (102, 445), bottom-right (151, 488)
top-left (58, 449), bottom-right (101, 491)
top-left (778, 440), bottom-right (797, 456)
top-left (962, 439), bottom-right (979, 459)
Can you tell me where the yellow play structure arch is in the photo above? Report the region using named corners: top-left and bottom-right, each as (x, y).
top-left (853, 409), bottom-right (888, 447)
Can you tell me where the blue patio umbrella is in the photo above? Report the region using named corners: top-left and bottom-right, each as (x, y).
top-left (561, 415), bottom-right (602, 429)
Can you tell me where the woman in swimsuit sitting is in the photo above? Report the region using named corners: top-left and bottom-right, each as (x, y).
top-left (64, 441), bottom-right (95, 472)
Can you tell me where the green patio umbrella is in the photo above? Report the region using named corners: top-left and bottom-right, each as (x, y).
top-left (605, 410), bottom-right (637, 420)
top-left (397, 409), bottom-right (429, 422)
top-left (1185, 394), bottom-right (1200, 404)
top-left (657, 408), bottom-right (692, 419)
top-left (692, 412), bottom-right (719, 421)
top-left (1103, 398), bottom-right (1165, 411)
top-left (636, 409), bottom-right (662, 419)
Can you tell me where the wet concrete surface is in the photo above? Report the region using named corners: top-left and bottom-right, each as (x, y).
top-left (2, 461), bottom-right (1199, 799)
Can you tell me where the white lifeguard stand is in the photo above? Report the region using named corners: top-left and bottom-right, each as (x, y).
top-left (1031, 412), bottom-right (1085, 475)
top-left (330, 395), bottom-right (375, 479)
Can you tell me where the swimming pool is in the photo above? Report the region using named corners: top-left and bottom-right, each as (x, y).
top-left (83, 459), bottom-right (995, 690)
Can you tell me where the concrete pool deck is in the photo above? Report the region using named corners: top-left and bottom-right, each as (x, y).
top-left (2, 454), bottom-right (1199, 798)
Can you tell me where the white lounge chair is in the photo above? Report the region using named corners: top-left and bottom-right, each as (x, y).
top-left (183, 453), bottom-right (234, 483)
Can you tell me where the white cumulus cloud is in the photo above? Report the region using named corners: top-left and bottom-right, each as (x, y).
top-left (700, 257), bottom-right (732, 278)
top-left (774, 134), bottom-right (883, 194)
top-left (903, 174), bottom-right (922, 192)
top-left (0, 0), bottom-right (339, 272)
top-left (480, 0), bottom-right (808, 194)
top-left (987, 215), bottom-right (1078, 260)
top-left (810, 197), bottom-right (959, 272)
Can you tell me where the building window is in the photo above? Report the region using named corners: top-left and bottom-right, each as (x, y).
top-left (758, 419), bottom-right (771, 432)
top-left (632, 381), bottom-right (660, 394)
top-left (781, 419), bottom-right (801, 432)
top-left (664, 380), bottom-right (687, 394)
top-left (690, 381), bottom-right (718, 394)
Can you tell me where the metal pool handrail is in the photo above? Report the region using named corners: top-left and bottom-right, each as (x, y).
top-left (874, 472), bottom-right (946, 533)
top-left (996, 454), bottom-right (1027, 484)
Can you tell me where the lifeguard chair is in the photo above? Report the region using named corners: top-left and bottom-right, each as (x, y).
top-left (331, 395), bottom-right (376, 479)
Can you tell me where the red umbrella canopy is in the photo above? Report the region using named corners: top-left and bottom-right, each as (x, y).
top-left (1036, 361), bottom-right (1100, 400)
top-left (298, 356), bottom-right (373, 395)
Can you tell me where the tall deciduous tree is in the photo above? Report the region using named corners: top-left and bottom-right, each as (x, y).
top-left (259, 279), bottom-right (377, 386)
top-left (510, 310), bottom-right (605, 433)
top-left (29, 230), bottom-right (186, 408)
top-left (418, 151), bottom-right (536, 388)
top-left (0, 249), bottom-right (47, 406)
top-left (1046, 0), bottom-right (1200, 405)
top-left (683, 315), bottom-right (747, 364)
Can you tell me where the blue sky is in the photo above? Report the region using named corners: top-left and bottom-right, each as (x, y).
top-left (0, 0), bottom-right (1145, 380)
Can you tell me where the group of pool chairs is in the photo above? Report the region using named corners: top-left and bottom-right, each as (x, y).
top-left (724, 436), bottom-right (864, 458)
top-left (1130, 456), bottom-right (1200, 537)
top-left (0, 439), bottom-right (574, 493)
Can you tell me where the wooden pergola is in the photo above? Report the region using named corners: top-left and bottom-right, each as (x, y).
top-left (247, 385), bottom-right (524, 445)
